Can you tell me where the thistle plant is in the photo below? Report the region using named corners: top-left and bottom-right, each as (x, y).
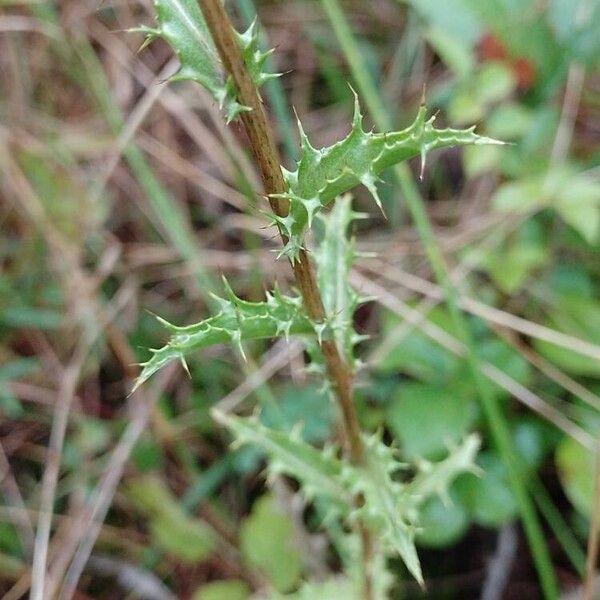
top-left (133, 0), bottom-right (504, 595)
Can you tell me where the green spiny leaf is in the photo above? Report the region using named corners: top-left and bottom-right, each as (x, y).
top-left (315, 194), bottom-right (366, 365)
top-left (133, 282), bottom-right (313, 391)
top-left (236, 20), bottom-right (281, 89)
top-left (405, 433), bottom-right (481, 506)
top-left (342, 432), bottom-right (423, 584)
top-left (213, 411), bottom-right (350, 509)
top-left (217, 412), bottom-right (479, 586)
top-left (274, 93), bottom-right (503, 259)
top-left (341, 433), bottom-right (479, 584)
top-left (138, 2), bottom-right (278, 122)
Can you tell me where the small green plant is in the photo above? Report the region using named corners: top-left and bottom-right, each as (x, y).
top-left (134, 0), bottom-right (504, 595)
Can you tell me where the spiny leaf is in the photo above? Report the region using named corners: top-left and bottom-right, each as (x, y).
top-left (406, 433), bottom-right (481, 505)
top-left (342, 432), bottom-right (423, 584)
top-left (133, 282), bottom-right (313, 392)
top-left (236, 20), bottom-right (280, 89)
top-left (315, 194), bottom-right (367, 365)
top-left (137, 2), bottom-right (278, 122)
top-left (217, 412), bottom-right (480, 585)
top-left (342, 433), bottom-right (480, 585)
top-left (213, 410), bottom-right (350, 508)
top-left (274, 94), bottom-right (503, 259)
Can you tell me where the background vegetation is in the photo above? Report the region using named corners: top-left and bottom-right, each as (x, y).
top-left (1, 0), bottom-right (599, 598)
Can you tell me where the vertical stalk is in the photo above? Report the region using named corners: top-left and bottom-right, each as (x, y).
top-left (197, 0), bottom-right (364, 465)
top-left (319, 0), bottom-right (558, 598)
top-left (198, 2), bottom-right (372, 595)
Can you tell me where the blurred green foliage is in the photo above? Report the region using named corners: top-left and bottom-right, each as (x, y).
top-left (1, 0), bottom-right (598, 597)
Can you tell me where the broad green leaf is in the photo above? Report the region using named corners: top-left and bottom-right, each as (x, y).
top-left (556, 437), bottom-right (596, 517)
top-left (416, 490), bottom-right (469, 548)
top-left (465, 218), bottom-right (547, 294)
top-left (126, 476), bottom-right (179, 515)
top-left (378, 306), bottom-right (461, 381)
top-left (493, 168), bottom-right (600, 244)
top-left (150, 512), bottom-right (214, 563)
top-left (447, 91), bottom-right (485, 126)
top-left (567, 399), bottom-right (600, 438)
top-left (138, 1), bottom-right (277, 122)
top-left (473, 62), bottom-right (516, 105)
top-left (134, 282), bottom-right (314, 391)
top-left (493, 177), bottom-right (544, 213)
top-left (535, 338), bottom-right (600, 378)
top-left (456, 451), bottom-right (518, 527)
top-left (274, 96), bottom-right (503, 259)
top-left (464, 0), bottom-right (561, 83)
top-left (486, 103), bottom-right (533, 140)
top-left (314, 195), bottom-right (365, 364)
top-left (426, 27), bottom-right (475, 78)
top-left (463, 143), bottom-right (501, 177)
top-left (400, 0), bottom-right (484, 45)
top-left (554, 175), bottom-right (600, 244)
top-left (126, 477), bottom-right (215, 562)
top-left (512, 419), bottom-right (552, 470)
top-left (546, 263), bottom-right (594, 298)
top-left (549, 0), bottom-right (580, 40)
top-left (260, 383), bottom-right (334, 443)
top-left (192, 581), bottom-right (250, 600)
top-left (240, 495), bottom-right (302, 593)
top-left (475, 338), bottom-right (532, 396)
top-left (386, 382), bottom-right (477, 460)
top-left (533, 295), bottom-right (600, 377)
top-left (482, 242), bottom-right (546, 293)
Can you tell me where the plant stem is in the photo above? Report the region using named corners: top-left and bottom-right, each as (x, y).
top-left (529, 474), bottom-right (586, 577)
top-left (320, 0), bottom-right (558, 598)
top-left (198, 3), bottom-right (371, 595)
top-left (197, 0), bottom-right (363, 464)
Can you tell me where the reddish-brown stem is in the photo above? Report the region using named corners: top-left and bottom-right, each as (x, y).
top-left (198, 0), bottom-right (364, 466)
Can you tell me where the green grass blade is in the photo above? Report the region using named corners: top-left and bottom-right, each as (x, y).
top-left (319, 1), bottom-right (558, 596)
top-left (529, 474), bottom-right (586, 576)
